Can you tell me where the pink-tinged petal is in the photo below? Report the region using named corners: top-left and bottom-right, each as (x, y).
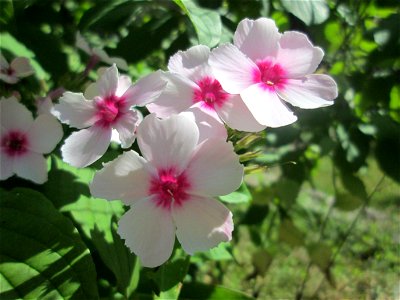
top-left (146, 72), bottom-right (197, 118)
top-left (168, 45), bottom-right (211, 82)
top-left (61, 126), bottom-right (111, 168)
top-left (116, 75), bottom-right (132, 97)
top-left (276, 31), bottom-right (324, 78)
top-left (10, 57), bottom-right (34, 78)
top-left (118, 197), bottom-right (175, 268)
top-left (173, 195), bottom-right (233, 255)
top-left (98, 64), bottom-right (119, 98)
top-left (187, 138), bottom-right (243, 197)
top-left (55, 92), bottom-right (97, 129)
top-left (241, 83), bottom-right (297, 128)
top-left (277, 74), bottom-right (337, 109)
top-left (27, 114), bottom-right (63, 154)
top-left (14, 151), bottom-right (47, 184)
top-left (209, 44), bottom-right (257, 94)
top-left (216, 94), bottom-right (266, 132)
top-left (236, 18), bottom-right (280, 61)
top-left (123, 70), bottom-right (167, 107)
top-left (180, 104), bottom-right (227, 144)
top-left (0, 97), bottom-right (33, 131)
top-left (137, 114), bottom-right (199, 172)
top-left (90, 150), bottom-right (151, 205)
top-left (114, 110), bottom-right (140, 148)
top-left (84, 82), bottom-right (99, 100)
top-left (233, 18), bottom-right (254, 49)
top-left (0, 150), bottom-right (14, 180)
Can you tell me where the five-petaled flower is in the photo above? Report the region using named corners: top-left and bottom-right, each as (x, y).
top-left (90, 114), bottom-right (244, 267)
top-left (54, 64), bottom-right (166, 168)
top-left (0, 97), bottom-right (63, 184)
top-left (147, 45), bottom-right (264, 134)
top-left (0, 53), bottom-right (34, 84)
top-left (209, 17), bottom-right (338, 128)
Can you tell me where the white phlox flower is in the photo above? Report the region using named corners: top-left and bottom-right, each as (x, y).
top-left (0, 53), bottom-right (34, 84)
top-left (147, 45), bottom-right (265, 134)
top-left (209, 17), bottom-right (338, 128)
top-left (0, 97), bottom-right (63, 184)
top-left (54, 64), bottom-right (166, 168)
top-left (90, 114), bottom-right (244, 267)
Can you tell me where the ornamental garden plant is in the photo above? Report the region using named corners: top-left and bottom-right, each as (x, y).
top-left (0, 1), bottom-right (399, 299)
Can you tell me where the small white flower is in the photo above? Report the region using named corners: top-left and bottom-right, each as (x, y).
top-left (0, 97), bottom-right (63, 183)
top-left (54, 64), bottom-right (166, 168)
top-left (90, 114), bottom-right (243, 267)
top-left (76, 32), bottom-right (129, 71)
top-left (0, 53), bottom-right (34, 84)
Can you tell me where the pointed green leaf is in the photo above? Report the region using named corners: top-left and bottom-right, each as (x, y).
top-left (0, 188), bottom-right (98, 299)
top-left (281, 0), bottom-right (330, 25)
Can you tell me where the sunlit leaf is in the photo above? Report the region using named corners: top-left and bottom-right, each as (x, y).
top-left (179, 283), bottom-right (255, 300)
top-left (173, 0), bottom-right (221, 47)
top-left (0, 188), bottom-right (98, 299)
top-left (278, 219), bottom-right (305, 247)
top-left (334, 192), bottom-right (363, 211)
top-left (219, 182), bottom-right (252, 204)
top-left (281, 0), bottom-right (329, 25)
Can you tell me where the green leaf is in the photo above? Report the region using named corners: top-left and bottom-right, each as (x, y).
top-left (334, 192), bottom-right (363, 211)
top-left (43, 157), bottom-right (139, 297)
top-left (340, 172), bottom-right (367, 200)
top-left (390, 85), bottom-right (400, 123)
top-left (0, 0), bottom-right (13, 26)
top-left (0, 188), bottom-right (98, 299)
top-left (179, 283), bottom-right (254, 300)
top-left (202, 242), bottom-right (233, 261)
top-left (308, 242), bottom-right (332, 271)
top-left (278, 219), bottom-right (305, 247)
top-left (173, 0), bottom-right (221, 47)
top-left (219, 182), bottom-right (252, 204)
top-left (281, 0), bottom-right (330, 25)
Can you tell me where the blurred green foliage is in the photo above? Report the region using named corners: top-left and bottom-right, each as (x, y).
top-left (0, 0), bottom-right (399, 299)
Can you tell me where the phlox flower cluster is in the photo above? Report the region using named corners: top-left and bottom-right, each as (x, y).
top-left (1, 17), bottom-right (337, 268)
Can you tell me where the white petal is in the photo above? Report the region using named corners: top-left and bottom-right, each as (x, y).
top-left (75, 32), bottom-right (92, 55)
top-left (118, 197), bottom-right (175, 268)
top-left (116, 75), bottom-right (132, 97)
top-left (173, 195), bottom-right (233, 255)
top-left (0, 73), bottom-right (18, 84)
top-left (0, 150), bottom-right (14, 180)
top-left (84, 82), bottom-right (99, 100)
top-left (98, 64), bottom-right (119, 98)
top-left (277, 74), bottom-right (337, 109)
top-left (277, 31), bottom-right (324, 78)
top-left (209, 44), bottom-right (257, 94)
top-left (14, 151), bottom-right (47, 184)
top-left (27, 115), bottom-right (63, 154)
top-left (146, 72), bottom-right (196, 118)
top-left (10, 57), bottom-right (34, 78)
top-left (180, 104), bottom-right (227, 144)
top-left (61, 126), bottom-right (111, 168)
top-left (233, 18), bottom-right (254, 49)
top-left (90, 150), bottom-right (151, 205)
top-left (241, 83), bottom-right (297, 128)
top-left (137, 114), bottom-right (199, 172)
top-left (216, 94), bottom-right (266, 132)
top-left (114, 110), bottom-right (140, 148)
top-left (168, 45), bottom-right (211, 82)
top-left (236, 17), bottom-right (280, 61)
top-left (54, 92), bottom-right (97, 129)
top-left (123, 70), bottom-right (167, 107)
top-left (186, 138), bottom-right (243, 197)
top-left (0, 53), bottom-right (9, 69)
top-left (0, 97), bottom-right (33, 131)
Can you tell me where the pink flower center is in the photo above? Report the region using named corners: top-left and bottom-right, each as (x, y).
top-left (95, 95), bottom-right (126, 128)
top-left (1, 67), bottom-right (15, 76)
top-left (1, 131), bottom-right (28, 156)
top-left (254, 60), bottom-right (287, 91)
top-left (193, 76), bottom-right (229, 110)
top-left (149, 168), bottom-right (191, 209)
